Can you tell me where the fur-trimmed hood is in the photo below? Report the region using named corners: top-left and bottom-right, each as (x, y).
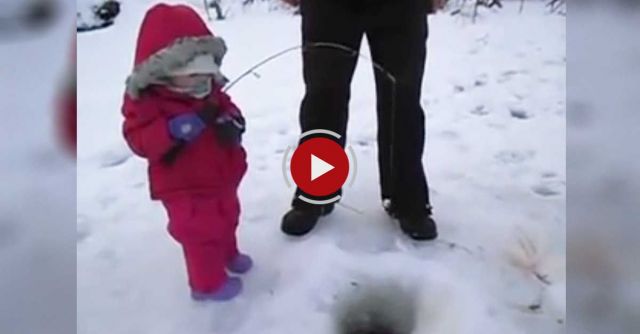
top-left (125, 4), bottom-right (227, 99)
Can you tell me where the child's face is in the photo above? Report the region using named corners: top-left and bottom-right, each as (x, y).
top-left (170, 74), bottom-right (212, 89)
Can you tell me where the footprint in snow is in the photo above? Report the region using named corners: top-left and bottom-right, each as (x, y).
top-left (474, 79), bottom-right (487, 87)
top-left (531, 180), bottom-right (565, 197)
top-left (509, 108), bottom-right (533, 120)
top-left (495, 150), bottom-right (536, 165)
top-left (470, 105), bottom-right (490, 116)
top-left (473, 73), bottom-right (488, 87)
top-left (498, 70), bottom-right (527, 83)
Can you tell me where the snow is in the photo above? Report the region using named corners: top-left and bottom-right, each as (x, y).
top-left (77, 1), bottom-right (565, 333)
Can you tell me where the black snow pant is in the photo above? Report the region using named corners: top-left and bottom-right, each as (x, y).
top-left (292, 0), bottom-right (432, 217)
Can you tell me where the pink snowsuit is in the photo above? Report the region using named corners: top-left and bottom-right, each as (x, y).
top-left (121, 4), bottom-right (247, 293)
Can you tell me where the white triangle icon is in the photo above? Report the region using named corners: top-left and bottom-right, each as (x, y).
top-left (311, 154), bottom-right (334, 181)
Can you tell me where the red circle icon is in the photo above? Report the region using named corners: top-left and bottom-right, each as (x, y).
top-left (290, 137), bottom-right (350, 197)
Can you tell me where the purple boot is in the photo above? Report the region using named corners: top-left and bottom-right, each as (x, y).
top-left (191, 277), bottom-right (243, 302)
top-left (227, 253), bottom-right (253, 274)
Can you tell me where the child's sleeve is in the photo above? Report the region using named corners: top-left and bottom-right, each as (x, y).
top-left (122, 96), bottom-right (175, 162)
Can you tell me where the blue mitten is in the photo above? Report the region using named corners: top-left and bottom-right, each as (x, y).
top-left (168, 113), bottom-right (206, 142)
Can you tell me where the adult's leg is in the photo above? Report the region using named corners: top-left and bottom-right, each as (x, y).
top-left (291, 0), bottom-right (365, 211)
top-left (365, 0), bottom-right (432, 216)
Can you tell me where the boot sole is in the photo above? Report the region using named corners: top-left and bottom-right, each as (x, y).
top-left (405, 231), bottom-right (438, 241)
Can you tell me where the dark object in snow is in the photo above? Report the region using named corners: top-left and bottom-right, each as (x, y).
top-left (528, 303), bottom-right (542, 312)
top-left (205, 0), bottom-right (226, 20)
top-left (281, 204), bottom-right (334, 236)
top-left (25, 0), bottom-right (57, 27)
top-left (480, 0), bottom-right (502, 9)
top-left (335, 282), bottom-right (417, 334)
top-left (384, 199), bottom-right (437, 240)
top-left (0, 0), bottom-right (58, 35)
top-left (76, 19), bottom-right (114, 33)
top-left (451, 0), bottom-right (502, 23)
top-left (546, 0), bottom-right (566, 13)
top-left (77, 1), bottom-right (121, 33)
top-left (509, 108), bottom-right (531, 119)
top-left (471, 105), bottom-right (489, 116)
top-left (96, 0), bottom-right (120, 21)
top-left (397, 211), bottom-right (438, 241)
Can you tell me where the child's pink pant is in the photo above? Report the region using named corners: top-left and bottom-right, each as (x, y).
top-left (162, 193), bottom-right (240, 293)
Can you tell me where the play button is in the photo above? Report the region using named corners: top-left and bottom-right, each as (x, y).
top-left (311, 154), bottom-right (334, 181)
top-left (290, 137), bottom-right (350, 197)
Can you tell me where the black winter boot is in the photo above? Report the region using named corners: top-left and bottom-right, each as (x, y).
top-left (398, 213), bottom-right (438, 241)
top-left (281, 204), bottom-right (334, 236)
top-left (383, 199), bottom-right (437, 241)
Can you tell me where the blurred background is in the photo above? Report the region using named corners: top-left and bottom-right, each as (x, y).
top-left (568, 0), bottom-right (640, 333)
top-left (0, 0), bottom-right (75, 333)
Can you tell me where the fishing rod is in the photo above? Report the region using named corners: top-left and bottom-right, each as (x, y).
top-left (161, 42), bottom-right (399, 201)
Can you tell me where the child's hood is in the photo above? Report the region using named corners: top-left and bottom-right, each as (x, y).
top-left (125, 3), bottom-right (227, 99)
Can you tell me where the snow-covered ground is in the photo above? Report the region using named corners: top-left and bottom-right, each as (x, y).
top-left (77, 1), bottom-right (566, 333)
